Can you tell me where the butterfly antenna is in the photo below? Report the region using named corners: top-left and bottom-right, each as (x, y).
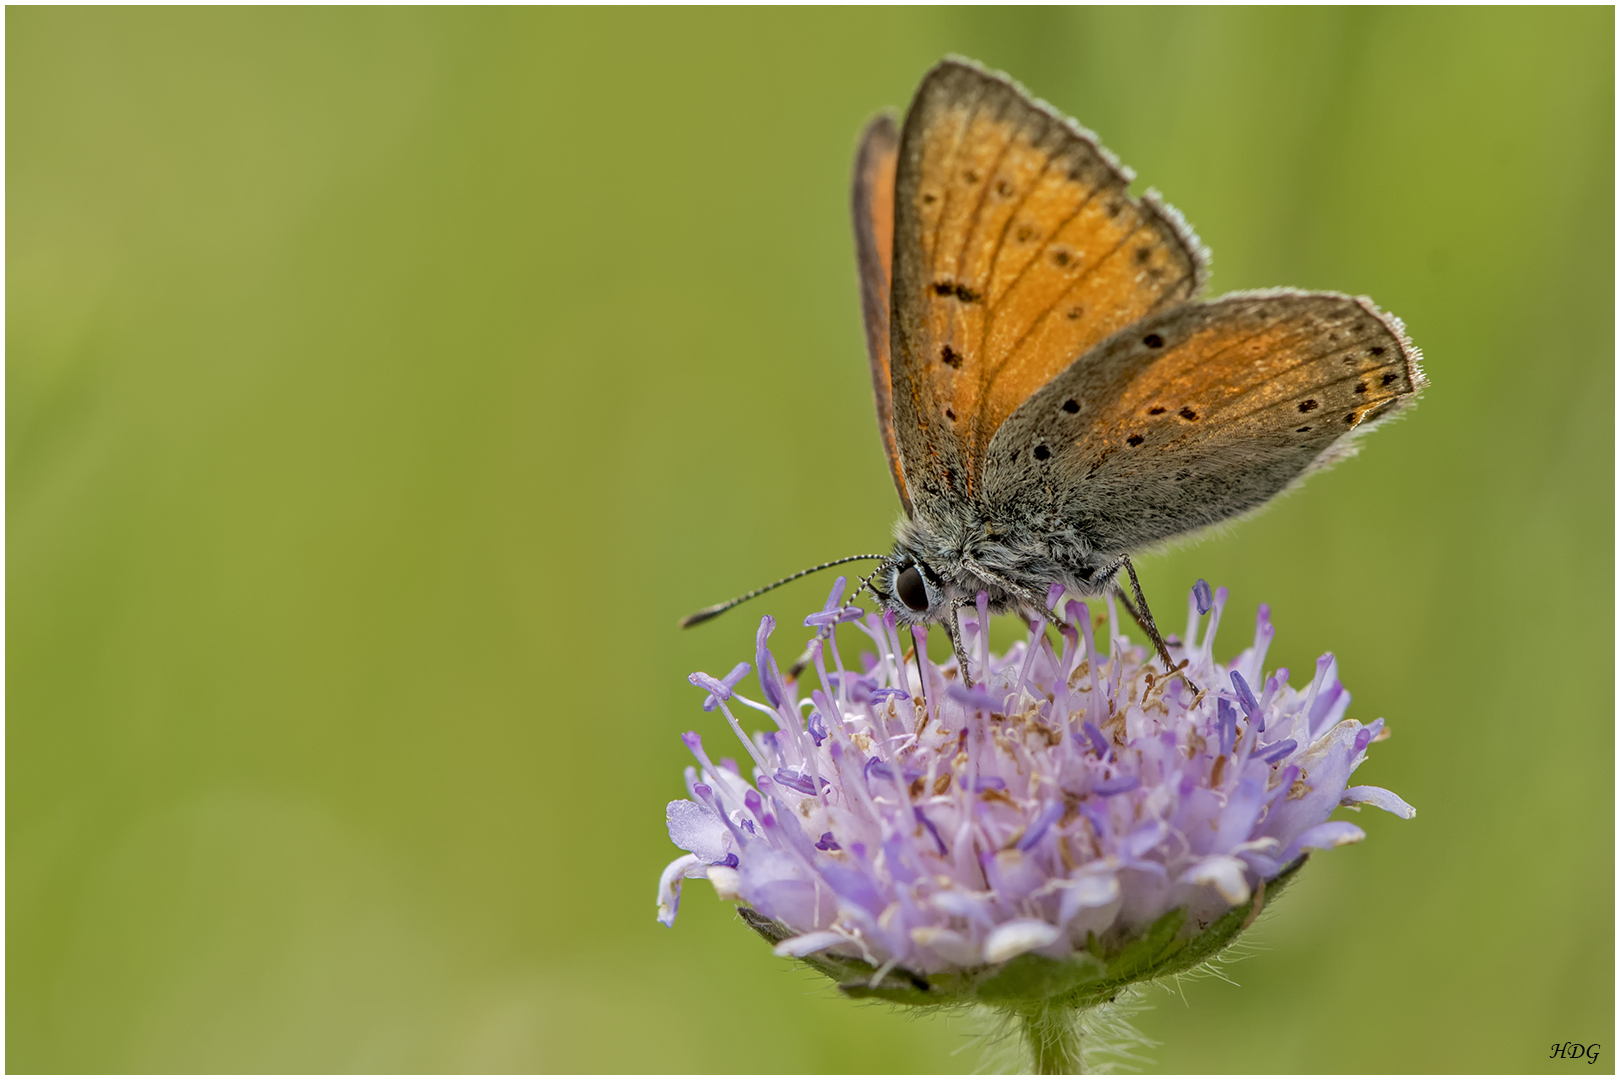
top-left (853, 563), bottom-right (887, 605)
top-left (679, 554), bottom-right (888, 629)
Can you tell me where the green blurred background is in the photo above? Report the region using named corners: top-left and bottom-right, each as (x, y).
top-left (8, 7), bottom-right (1612, 1073)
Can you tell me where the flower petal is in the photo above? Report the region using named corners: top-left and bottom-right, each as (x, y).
top-left (1182, 855), bottom-right (1252, 904)
top-left (984, 919), bottom-right (1061, 964)
top-left (1058, 873), bottom-right (1121, 926)
top-left (1342, 785), bottom-right (1416, 818)
top-left (911, 926), bottom-right (981, 966)
top-left (666, 799), bottom-right (731, 863)
top-left (774, 930), bottom-right (850, 958)
top-left (1295, 821), bottom-right (1366, 851)
top-left (706, 864), bottom-right (741, 901)
top-left (656, 854), bottom-right (702, 926)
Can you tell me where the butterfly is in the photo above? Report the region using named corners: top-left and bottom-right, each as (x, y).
top-left (685, 57), bottom-right (1424, 688)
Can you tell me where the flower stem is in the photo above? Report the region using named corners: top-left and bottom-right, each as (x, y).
top-left (1020, 1004), bottom-right (1083, 1074)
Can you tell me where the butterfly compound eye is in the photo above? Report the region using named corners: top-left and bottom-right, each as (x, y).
top-left (896, 566), bottom-right (929, 612)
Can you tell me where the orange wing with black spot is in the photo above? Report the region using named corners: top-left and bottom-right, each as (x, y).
top-left (981, 291), bottom-right (1426, 552)
top-left (852, 113), bottom-right (909, 515)
top-left (888, 59), bottom-right (1207, 520)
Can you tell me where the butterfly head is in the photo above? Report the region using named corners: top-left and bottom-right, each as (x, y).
top-left (865, 528), bottom-right (988, 627)
top-left (868, 555), bottom-right (946, 625)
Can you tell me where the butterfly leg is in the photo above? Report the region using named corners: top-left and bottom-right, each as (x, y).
top-left (959, 555), bottom-right (1071, 631)
top-left (1108, 555), bottom-right (1201, 697)
top-left (945, 602), bottom-right (976, 689)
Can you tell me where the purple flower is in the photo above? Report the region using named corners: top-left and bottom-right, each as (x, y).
top-left (656, 582), bottom-right (1413, 1008)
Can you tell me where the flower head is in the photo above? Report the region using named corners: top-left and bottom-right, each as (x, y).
top-left (657, 579), bottom-right (1412, 1008)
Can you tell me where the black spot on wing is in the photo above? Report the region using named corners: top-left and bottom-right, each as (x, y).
top-left (1126, 434), bottom-right (1144, 447)
top-left (932, 279), bottom-right (982, 302)
top-left (1178, 406), bottom-right (1198, 421)
top-left (1062, 399), bottom-right (1079, 414)
top-left (1298, 399), bottom-right (1319, 413)
top-left (1143, 333), bottom-right (1164, 348)
top-left (1033, 444), bottom-right (1051, 461)
top-left (941, 345), bottom-right (962, 368)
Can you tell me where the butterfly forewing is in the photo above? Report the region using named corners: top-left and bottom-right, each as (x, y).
top-left (852, 114), bottom-right (909, 514)
top-left (890, 60), bottom-right (1207, 515)
top-left (983, 292), bottom-right (1425, 553)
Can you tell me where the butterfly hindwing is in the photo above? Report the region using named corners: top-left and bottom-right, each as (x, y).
top-left (982, 291), bottom-right (1426, 553)
top-left (889, 59), bottom-right (1207, 519)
